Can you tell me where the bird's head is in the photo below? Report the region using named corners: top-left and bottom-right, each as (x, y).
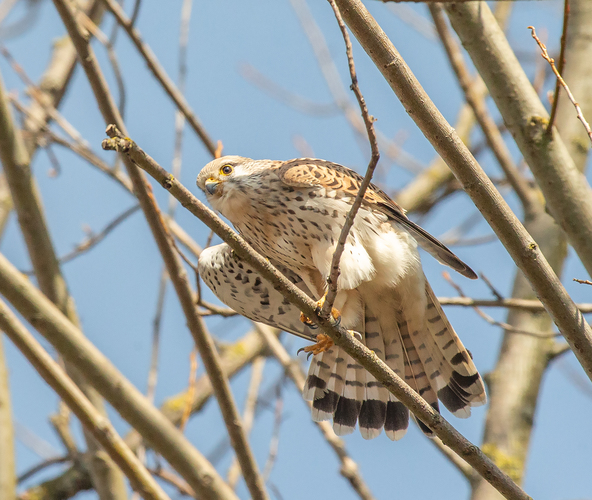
top-left (197, 155), bottom-right (256, 215)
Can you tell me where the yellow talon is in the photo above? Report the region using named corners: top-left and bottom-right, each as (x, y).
top-left (299, 295), bottom-right (341, 328)
top-left (303, 333), bottom-right (334, 355)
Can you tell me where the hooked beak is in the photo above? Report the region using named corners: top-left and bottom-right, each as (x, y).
top-left (205, 178), bottom-right (220, 195)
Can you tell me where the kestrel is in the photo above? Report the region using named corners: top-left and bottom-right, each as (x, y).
top-left (197, 156), bottom-right (486, 440)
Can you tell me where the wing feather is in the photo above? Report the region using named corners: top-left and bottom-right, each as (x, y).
top-left (275, 158), bottom-right (476, 280)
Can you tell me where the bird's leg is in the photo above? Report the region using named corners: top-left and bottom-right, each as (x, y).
top-left (299, 293), bottom-right (341, 329)
top-left (299, 294), bottom-right (343, 355)
top-left (301, 329), bottom-right (362, 356)
top-left (302, 333), bottom-right (334, 355)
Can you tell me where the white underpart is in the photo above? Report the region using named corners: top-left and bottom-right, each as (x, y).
top-left (311, 236), bottom-right (375, 291)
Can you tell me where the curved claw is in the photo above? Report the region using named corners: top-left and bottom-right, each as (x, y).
top-left (302, 333), bottom-right (334, 355)
top-left (299, 295), bottom-right (341, 329)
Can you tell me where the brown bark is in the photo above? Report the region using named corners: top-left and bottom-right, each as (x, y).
top-left (470, 2), bottom-right (592, 498)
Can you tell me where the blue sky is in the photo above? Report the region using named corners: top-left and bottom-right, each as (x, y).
top-left (2, 1), bottom-right (591, 498)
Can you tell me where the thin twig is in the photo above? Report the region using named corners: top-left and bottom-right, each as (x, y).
top-left (198, 300), bottom-right (238, 317)
top-left (289, 0), bottom-right (423, 174)
top-left (438, 296), bottom-right (592, 313)
top-left (99, 0), bottom-right (218, 156)
top-left (574, 278), bottom-right (592, 286)
top-left (529, 26), bottom-right (591, 145)
top-left (228, 356), bottom-right (266, 489)
top-left (149, 467), bottom-right (195, 497)
top-left (547, 0), bottom-right (570, 134)
top-left (49, 405), bottom-right (79, 458)
top-left (17, 455), bottom-right (71, 484)
top-left (430, 5), bottom-right (535, 211)
top-left (480, 272), bottom-right (505, 301)
top-left (428, 437), bottom-right (476, 485)
top-left (59, 204), bottom-right (140, 265)
top-left (75, 10), bottom-right (126, 122)
top-left (179, 349), bottom-right (198, 432)
top-left (262, 382), bottom-right (284, 481)
top-left (322, 0), bottom-right (380, 317)
top-left (443, 272), bottom-right (558, 338)
top-left (240, 63), bottom-right (340, 117)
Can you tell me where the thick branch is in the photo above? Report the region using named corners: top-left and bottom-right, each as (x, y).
top-left (102, 128), bottom-right (530, 500)
top-left (333, 0), bottom-right (592, 383)
top-left (445, 2), bottom-right (592, 277)
top-left (0, 299), bottom-right (171, 500)
top-left (0, 251), bottom-right (238, 500)
top-left (51, 2), bottom-right (268, 498)
top-left (0, 334), bottom-right (16, 499)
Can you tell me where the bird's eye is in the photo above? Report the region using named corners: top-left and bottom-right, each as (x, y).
top-left (220, 165), bottom-right (233, 176)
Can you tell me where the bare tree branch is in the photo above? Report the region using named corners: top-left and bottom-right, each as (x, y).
top-left (0, 251), bottom-right (239, 500)
top-left (445, 2), bottom-right (592, 277)
top-left (0, 334), bottom-right (16, 499)
top-left (0, 299), bottom-right (172, 500)
top-left (333, 0), bottom-right (592, 384)
top-left (438, 297), bottom-right (592, 314)
top-left (528, 26), bottom-right (592, 146)
top-left (322, 0), bottom-right (380, 316)
top-left (547, 0), bottom-right (570, 133)
top-left (102, 127), bottom-right (530, 500)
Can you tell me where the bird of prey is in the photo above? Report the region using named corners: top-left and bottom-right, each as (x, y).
top-left (197, 156), bottom-right (486, 440)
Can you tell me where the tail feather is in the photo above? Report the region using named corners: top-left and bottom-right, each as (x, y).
top-left (305, 346), bottom-right (339, 421)
top-left (359, 310), bottom-right (388, 439)
top-left (333, 352), bottom-right (364, 436)
top-left (396, 306), bottom-right (440, 437)
top-left (424, 282), bottom-right (487, 413)
top-left (366, 295), bottom-right (415, 440)
top-left (302, 280), bottom-right (486, 439)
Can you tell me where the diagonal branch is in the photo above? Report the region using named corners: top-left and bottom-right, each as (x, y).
top-left (98, 0), bottom-right (218, 156)
top-left (322, 0), bottom-right (380, 317)
top-left (0, 251), bottom-right (238, 500)
top-left (51, 1), bottom-right (268, 498)
top-left (429, 4), bottom-right (536, 212)
top-left (333, 0), bottom-right (592, 383)
top-left (444, 2), bottom-right (592, 277)
top-left (0, 299), bottom-right (171, 500)
top-left (101, 126), bottom-right (530, 500)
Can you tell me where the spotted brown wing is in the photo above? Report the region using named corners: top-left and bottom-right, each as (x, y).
top-left (276, 158), bottom-right (477, 280)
